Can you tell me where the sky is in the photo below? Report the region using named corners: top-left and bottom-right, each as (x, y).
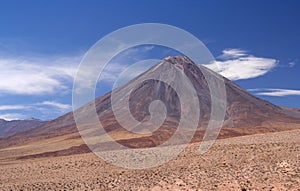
top-left (0, 0), bottom-right (299, 120)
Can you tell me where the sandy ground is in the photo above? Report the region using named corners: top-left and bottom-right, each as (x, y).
top-left (0, 130), bottom-right (299, 191)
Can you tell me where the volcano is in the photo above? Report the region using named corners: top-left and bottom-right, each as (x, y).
top-left (1, 56), bottom-right (300, 150)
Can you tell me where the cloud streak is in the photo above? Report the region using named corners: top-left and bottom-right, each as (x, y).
top-left (0, 105), bottom-right (29, 111)
top-left (288, 61), bottom-right (296, 68)
top-left (98, 45), bottom-right (156, 83)
top-left (248, 88), bottom-right (300, 97)
top-left (205, 49), bottom-right (278, 80)
top-left (0, 101), bottom-right (72, 120)
top-left (36, 101), bottom-right (72, 111)
top-left (0, 113), bottom-right (27, 121)
top-left (0, 55), bottom-right (80, 95)
top-left (217, 48), bottom-right (247, 59)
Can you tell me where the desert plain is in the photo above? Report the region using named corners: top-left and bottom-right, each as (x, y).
top-left (0, 129), bottom-right (299, 191)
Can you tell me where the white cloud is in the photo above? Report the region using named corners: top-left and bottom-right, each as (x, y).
top-left (98, 63), bottom-right (128, 82)
top-left (98, 45), bottom-right (157, 83)
top-left (37, 101), bottom-right (71, 111)
top-left (0, 101), bottom-right (71, 112)
top-left (205, 49), bottom-right (278, 80)
top-left (0, 101), bottom-right (72, 120)
top-left (288, 61), bottom-right (296, 68)
top-left (0, 113), bottom-right (26, 121)
top-left (0, 105), bottom-right (29, 111)
top-left (217, 48), bottom-right (247, 59)
top-left (248, 88), bottom-right (300, 97)
top-left (73, 45), bottom-right (156, 95)
top-left (0, 55), bottom-right (80, 95)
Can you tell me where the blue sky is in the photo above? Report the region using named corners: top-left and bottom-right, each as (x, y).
top-left (0, 0), bottom-right (299, 120)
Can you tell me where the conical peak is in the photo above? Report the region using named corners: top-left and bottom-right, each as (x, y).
top-left (159, 56), bottom-right (200, 72)
top-left (163, 56), bottom-right (195, 65)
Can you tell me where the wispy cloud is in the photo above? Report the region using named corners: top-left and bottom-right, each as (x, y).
top-left (248, 88), bottom-right (300, 97)
top-left (98, 63), bottom-right (128, 83)
top-left (36, 101), bottom-right (72, 111)
top-left (98, 45), bottom-right (156, 83)
top-left (0, 113), bottom-right (27, 121)
top-left (205, 49), bottom-right (278, 80)
top-left (0, 101), bottom-right (72, 120)
top-left (0, 45), bottom-right (156, 120)
top-left (0, 105), bottom-right (29, 111)
top-left (217, 48), bottom-right (247, 59)
top-left (73, 45), bottom-right (156, 96)
top-left (288, 61), bottom-right (296, 68)
top-left (0, 55), bottom-right (80, 95)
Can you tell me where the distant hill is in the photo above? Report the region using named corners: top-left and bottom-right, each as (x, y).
top-left (0, 118), bottom-right (44, 137)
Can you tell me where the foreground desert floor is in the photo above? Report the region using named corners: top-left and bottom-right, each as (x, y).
top-left (0, 130), bottom-right (299, 191)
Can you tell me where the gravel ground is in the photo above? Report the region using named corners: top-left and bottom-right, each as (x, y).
top-left (0, 130), bottom-right (299, 191)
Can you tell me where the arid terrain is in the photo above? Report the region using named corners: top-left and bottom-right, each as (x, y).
top-left (0, 129), bottom-right (299, 191)
top-left (1, 0), bottom-right (300, 189)
top-left (0, 56), bottom-right (300, 190)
